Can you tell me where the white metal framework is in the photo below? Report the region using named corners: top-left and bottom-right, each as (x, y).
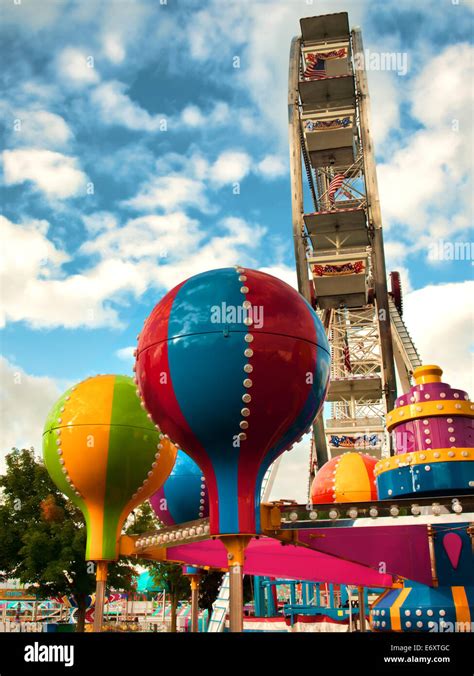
top-left (287, 13), bottom-right (422, 485)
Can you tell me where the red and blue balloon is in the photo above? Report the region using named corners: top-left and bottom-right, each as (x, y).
top-left (136, 267), bottom-right (330, 535)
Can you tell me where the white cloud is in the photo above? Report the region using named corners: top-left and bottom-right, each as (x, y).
top-left (367, 69), bottom-right (401, 148)
top-left (11, 110), bottom-right (72, 149)
top-left (180, 105), bottom-right (206, 128)
top-left (256, 155), bottom-right (287, 179)
top-left (116, 346), bottom-right (135, 362)
top-left (0, 213), bottom-right (268, 330)
top-left (0, 215), bottom-right (68, 291)
top-left (124, 149), bottom-right (263, 208)
top-left (379, 128), bottom-right (463, 230)
top-left (0, 357), bottom-right (61, 466)
top-left (260, 265), bottom-right (297, 289)
top-left (411, 44), bottom-right (473, 132)
top-left (209, 150), bottom-right (251, 185)
top-left (146, 216), bottom-right (267, 290)
top-left (0, 216), bottom-right (149, 329)
top-left (91, 80), bottom-right (165, 131)
top-left (2, 149), bottom-right (87, 198)
top-left (102, 33), bottom-right (126, 64)
top-left (180, 101), bottom-right (230, 128)
top-left (270, 436), bottom-right (311, 503)
top-left (1, 0), bottom-right (64, 31)
top-left (123, 176), bottom-right (210, 213)
top-left (378, 44), bottom-right (473, 235)
top-left (81, 212), bottom-right (200, 260)
top-left (82, 211), bottom-right (118, 234)
top-left (403, 281), bottom-right (474, 394)
top-left (56, 47), bottom-right (99, 88)
top-left (83, 212), bottom-right (268, 301)
top-left (168, 0), bottom-right (362, 149)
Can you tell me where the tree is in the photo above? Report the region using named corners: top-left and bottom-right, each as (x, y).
top-left (125, 500), bottom-right (160, 536)
top-left (199, 570), bottom-right (224, 621)
top-left (0, 448), bottom-right (138, 632)
top-left (150, 563), bottom-right (190, 632)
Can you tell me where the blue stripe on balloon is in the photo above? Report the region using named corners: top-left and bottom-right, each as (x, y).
top-left (162, 450), bottom-right (203, 524)
top-left (167, 269), bottom-right (247, 533)
top-left (167, 268), bottom-right (246, 339)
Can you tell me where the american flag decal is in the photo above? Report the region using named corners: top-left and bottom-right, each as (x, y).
top-left (303, 48), bottom-right (347, 80)
top-left (328, 173), bottom-right (347, 202)
top-left (343, 330), bottom-right (352, 373)
top-left (303, 57), bottom-right (327, 80)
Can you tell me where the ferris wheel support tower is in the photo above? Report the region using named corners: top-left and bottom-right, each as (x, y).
top-left (351, 26), bottom-right (396, 413)
top-left (288, 13), bottom-right (421, 483)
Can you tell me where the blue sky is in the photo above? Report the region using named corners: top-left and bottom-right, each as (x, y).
top-left (1, 0), bottom-right (473, 498)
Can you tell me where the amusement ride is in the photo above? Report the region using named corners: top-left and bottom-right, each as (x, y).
top-left (37, 12), bottom-right (474, 634)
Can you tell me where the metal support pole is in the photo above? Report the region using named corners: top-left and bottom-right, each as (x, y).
top-left (93, 561), bottom-right (108, 633)
top-left (288, 34), bottom-right (328, 467)
top-left (352, 28), bottom-right (397, 420)
top-left (302, 582), bottom-right (308, 606)
top-left (358, 586), bottom-right (366, 632)
top-left (229, 565), bottom-right (244, 632)
top-left (428, 525), bottom-right (439, 587)
top-left (254, 576), bottom-right (264, 617)
top-left (348, 587), bottom-right (353, 632)
top-left (288, 36), bottom-right (311, 302)
top-left (222, 536), bottom-right (250, 633)
top-left (190, 576), bottom-right (200, 633)
top-left (290, 582), bottom-right (296, 606)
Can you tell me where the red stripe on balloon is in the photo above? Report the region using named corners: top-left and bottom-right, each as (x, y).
top-left (361, 454), bottom-right (378, 500)
top-left (243, 269), bottom-right (318, 342)
top-left (138, 281), bottom-right (185, 351)
top-left (136, 282), bottom-right (220, 534)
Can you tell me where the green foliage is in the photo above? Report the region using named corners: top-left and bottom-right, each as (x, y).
top-left (150, 562), bottom-right (190, 631)
top-left (199, 570), bottom-right (224, 617)
top-left (150, 562), bottom-right (190, 599)
top-left (0, 448), bottom-right (138, 629)
top-left (125, 501), bottom-right (160, 536)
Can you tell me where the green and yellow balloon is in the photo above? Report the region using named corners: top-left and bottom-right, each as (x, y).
top-left (43, 374), bottom-right (177, 561)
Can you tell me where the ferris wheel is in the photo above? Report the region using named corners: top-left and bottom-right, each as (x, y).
top-left (287, 12), bottom-right (422, 487)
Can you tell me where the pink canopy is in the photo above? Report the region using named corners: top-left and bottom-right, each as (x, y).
top-left (166, 536), bottom-right (394, 587)
top-left (297, 524), bottom-right (432, 586)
